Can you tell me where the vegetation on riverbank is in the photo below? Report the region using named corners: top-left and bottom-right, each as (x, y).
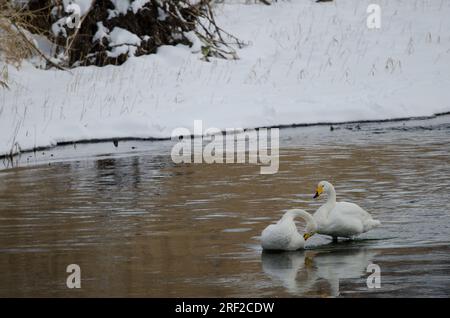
top-left (0, 0), bottom-right (248, 72)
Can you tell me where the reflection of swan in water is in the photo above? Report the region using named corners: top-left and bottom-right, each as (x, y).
top-left (261, 247), bottom-right (378, 297)
top-left (261, 251), bottom-right (316, 295)
top-left (306, 248), bottom-right (379, 296)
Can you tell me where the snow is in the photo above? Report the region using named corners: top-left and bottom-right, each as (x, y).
top-left (92, 22), bottom-right (109, 43)
top-left (131, 0), bottom-right (150, 14)
top-left (51, 0), bottom-right (94, 36)
top-left (111, 0), bottom-right (130, 15)
top-left (107, 27), bottom-right (142, 57)
top-left (108, 0), bottom-right (131, 18)
top-left (109, 27), bottom-right (142, 47)
top-left (92, 23), bottom-right (143, 58)
top-left (51, 18), bottom-right (68, 37)
top-left (1, 0), bottom-right (450, 156)
top-left (63, 0), bottom-right (94, 16)
top-left (157, 7), bottom-right (169, 21)
top-left (107, 0), bottom-right (152, 18)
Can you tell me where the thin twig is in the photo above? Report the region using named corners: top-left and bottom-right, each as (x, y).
top-left (11, 21), bottom-right (69, 71)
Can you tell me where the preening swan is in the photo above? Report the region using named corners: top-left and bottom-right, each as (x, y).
top-left (261, 209), bottom-right (317, 251)
top-left (313, 181), bottom-right (381, 241)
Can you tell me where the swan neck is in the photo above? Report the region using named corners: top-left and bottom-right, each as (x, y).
top-left (321, 185), bottom-right (336, 218)
top-left (326, 185), bottom-right (337, 206)
top-left (283, 209), bottom-right (317, 227)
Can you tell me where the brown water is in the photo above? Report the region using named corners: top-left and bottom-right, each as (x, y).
top-left (0, 115), bottom-right (450, 297)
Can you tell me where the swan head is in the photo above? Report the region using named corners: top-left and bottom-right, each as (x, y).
top-left (313, 181), bottom-right (333, 199)
top-left (303, 230), bottom-right (316, 241)
top-left (303, 218), bottom-right (318, 241)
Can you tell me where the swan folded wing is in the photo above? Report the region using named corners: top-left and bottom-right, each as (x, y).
top-left (332, 202), bottom-right (380, 234)
top-left (261, 224), bottom-right (292, 250)
top-left (321, 216), bottom-right (364, 237)
top-left (334, 202), bottom-right (372, 219)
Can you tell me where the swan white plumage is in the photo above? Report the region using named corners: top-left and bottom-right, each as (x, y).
top-left (313, 181), bottom-right (381, 241)
top-left (261, 209), bottom-right (317, 251)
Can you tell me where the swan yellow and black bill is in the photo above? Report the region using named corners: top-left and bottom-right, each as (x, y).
top-left (313, 185), bottom-right (323, 199)
top-left (303, 233), bottom-right (313, 241)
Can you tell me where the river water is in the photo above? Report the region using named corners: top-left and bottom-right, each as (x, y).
top-left (0, 115), bottom-right (449, 297)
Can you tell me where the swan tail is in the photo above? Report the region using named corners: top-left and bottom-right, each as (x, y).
top-left (364, 218), bottom-right (381, 231)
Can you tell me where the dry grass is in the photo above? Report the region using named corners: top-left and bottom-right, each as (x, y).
top-left (0, 0), bottom-right (41, 88)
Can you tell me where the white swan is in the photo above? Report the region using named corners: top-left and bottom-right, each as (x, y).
top-left (313, 181), bottom-right (381, 241)
top-left (261, 209), bottom-right (317, 251)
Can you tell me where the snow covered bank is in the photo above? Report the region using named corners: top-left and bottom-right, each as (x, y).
top-left (1, 0), bottom-right (450, 156)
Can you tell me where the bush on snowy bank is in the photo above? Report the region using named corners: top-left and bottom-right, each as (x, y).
top-left (0, 0), bottom-right (277, 84)
top-left (16, 0), bottom-right (241, 67)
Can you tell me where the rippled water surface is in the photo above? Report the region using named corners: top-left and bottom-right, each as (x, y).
top-left (1, 116), bottom-right (450, 297)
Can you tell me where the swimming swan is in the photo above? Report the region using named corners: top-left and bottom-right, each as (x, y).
top-left (313, 181), bottom-right (381, 241)
top-left (261, 209), bottom-right (317, 251)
